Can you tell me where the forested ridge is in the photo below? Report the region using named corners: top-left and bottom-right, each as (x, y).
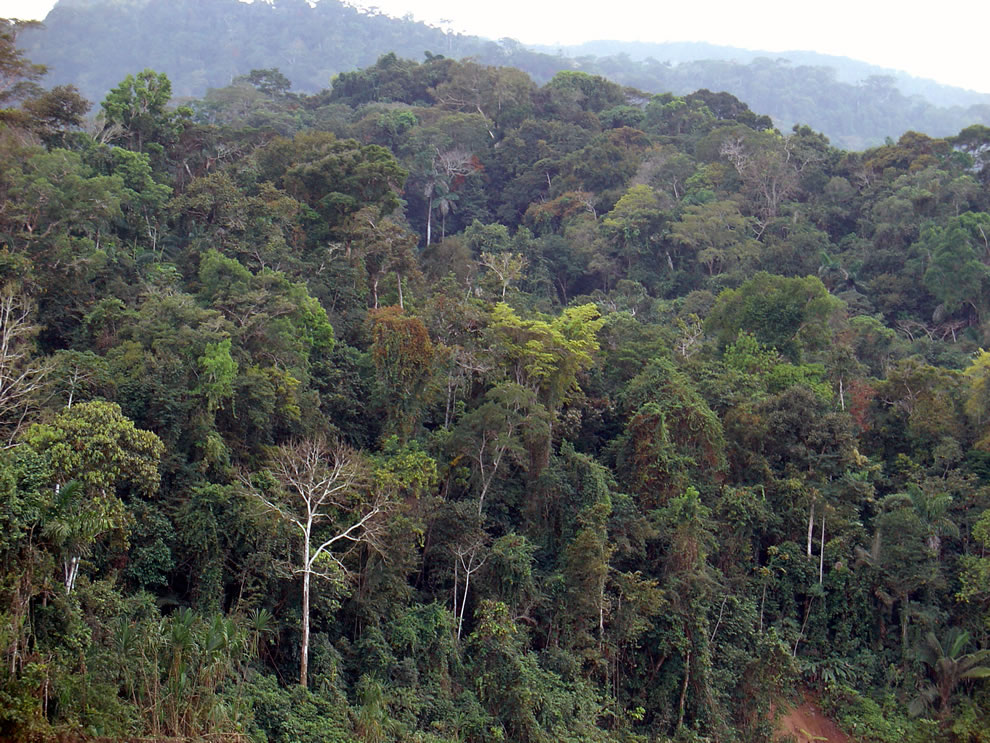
top-left (17, 0), bottom-right (990, 150)
top-left (3, 17), bottom-right (990, 743)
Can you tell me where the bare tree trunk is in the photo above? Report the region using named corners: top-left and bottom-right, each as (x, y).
top-left (819, 514), bottom-right (826, 583)
top-left (458, 564), bottom-right (471, 640)
top-left (793, 595), bottom-right (815, 656)
top-left (64, 556), bottom-right (80, 594)
top-left (807, 501), bottom-right (815, 557)
top-left (455, 545), bottom-right (487, 640)
top-left (711, 596), bottom-right (728, 643)
top-left (396, 271), bottom-right (404, 309)
top-left (452, 555), bottom-right (458, 619)
top-left (300, 565), bottom-right (310, 686)
top-left (425, 197), bottom-right (433, 246)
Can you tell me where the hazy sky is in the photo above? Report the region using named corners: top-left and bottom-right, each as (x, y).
top-left (6, 0), bottom-right (990, 94)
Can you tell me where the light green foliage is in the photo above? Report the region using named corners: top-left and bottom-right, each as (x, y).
top-left (489, 301), bottom-right (603, 412)
top-left (24, 400), bottom-right (163, 497)
top-left (198, 249), bottom-right (335, 383)
top-left (602, 184), bottom-right (668, 277)
top-left (196, 338), bottom-right (238, 414)
top-left (823, 685), bottom-right (939, 743)
top-left (765, 362), bottom-right (833, 402)
top-left (464, 220), bottom-right (512, 255)
top-left (373, 436), bottom-right (438, 502)
top-left (110, 146), bottom-right (171, 210)
top-left (723, 330), bottom-right (777, 376)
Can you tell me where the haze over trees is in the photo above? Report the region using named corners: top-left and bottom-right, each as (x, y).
top-left (3, 15), bottom-right (990, 743)
top-left (15, 0), bottom-right (990, 150)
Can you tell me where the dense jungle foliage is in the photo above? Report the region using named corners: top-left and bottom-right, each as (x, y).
top-left (19, 0), bottom-right (990, 150)
top-left (3, 17), bottom-right (990, 743)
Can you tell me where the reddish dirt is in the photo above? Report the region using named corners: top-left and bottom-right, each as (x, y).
top-left (775, 695), bottom-right (856, 743)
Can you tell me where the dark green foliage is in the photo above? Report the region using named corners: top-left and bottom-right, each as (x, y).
top-left (2, 30), bottom-right (990, 743)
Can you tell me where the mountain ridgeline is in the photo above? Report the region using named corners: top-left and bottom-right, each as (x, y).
top-left (3, 13), bottom-right (990, 743)
top-left (18, 0), bottom-right (990, 150)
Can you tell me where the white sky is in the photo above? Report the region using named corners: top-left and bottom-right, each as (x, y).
top-left (6, 0), bottom-right (990, 94)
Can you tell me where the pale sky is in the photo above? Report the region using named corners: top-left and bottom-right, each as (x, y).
top-left (6, 0), bottom-right (990, 94)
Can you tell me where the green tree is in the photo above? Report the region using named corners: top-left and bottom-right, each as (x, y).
top-left (488, 301), bottom-right (603, 414)
top-left (910, 628), bottom-right (990, 719)
top-left (601, 184), bottom-right (668, 284)
top-left (671, 199), bottom-right (758, 277)
top-left (100, 69), bottom-right (186, 153)
top-left (956, 509), bottom-right (990, 630)
top-left (196, 338), bottom-right (238, 416)
top-left (719, 127), bottom-right (809, 237)
top-left (370, 307), bottom-right (436, 443)
top-left (706, 273), bottom-right (843, 362)
top-left (616, 357), bottom-right (726, 508)
top-left (255, 131), bottom-right (407, 236)
top-left (23, 401), bottom-right (164, 593)
top-left (0, 19), bottom-right (46, 116)
top-left (919, 212), bottom-right (990, 322)
top-left (453, 382), bottom-right (549, 515)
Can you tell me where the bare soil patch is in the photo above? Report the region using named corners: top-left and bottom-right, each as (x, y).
top-left (776, 694), bottom-right (856, 743)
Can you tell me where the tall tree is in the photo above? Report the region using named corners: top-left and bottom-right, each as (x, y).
top-left (245, 437), bottom-right (388, 687)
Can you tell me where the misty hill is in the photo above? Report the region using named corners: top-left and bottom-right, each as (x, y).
top-left (548, 40), bottom-right (990, 108)
top-left (18, 0), bottom-right (990, 149)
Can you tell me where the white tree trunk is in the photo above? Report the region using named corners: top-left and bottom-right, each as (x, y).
top-left (819, 514), bottom-right (826, 583)
top-left (300, 565), bottom-right (310, 686)
top-left (64, 556), bottom-right (80, 594)
top-left (425, 197), bottom-right (433, 246)
top-left (457, 566), bottom-right (471, 640)
top-left (807, 501), bottom-right (815, 557)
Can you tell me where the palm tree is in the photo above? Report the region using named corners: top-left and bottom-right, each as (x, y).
top-left (905, 483), bottom-right (959, 559)
top-left (43, 480), bottom-right (120, 593)
top-left (910, 628), bottom-right (990, 719)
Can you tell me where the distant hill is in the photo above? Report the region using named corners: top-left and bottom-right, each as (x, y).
top-left (17, 0), bottom-right (990, 149)
top-left (544, 40), bottom-right (990, 108)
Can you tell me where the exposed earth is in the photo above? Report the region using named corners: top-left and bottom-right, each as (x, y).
top-left (776, 695), bottom-right (855, 743)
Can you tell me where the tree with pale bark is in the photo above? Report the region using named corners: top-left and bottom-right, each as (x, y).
top-left (0, 288), bottom-right (50, 447)
top-left (246, 437), bottom-right (388, 687)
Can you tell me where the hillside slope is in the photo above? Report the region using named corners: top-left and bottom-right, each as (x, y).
top-left (15, 0), bottom-right (990, 148)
